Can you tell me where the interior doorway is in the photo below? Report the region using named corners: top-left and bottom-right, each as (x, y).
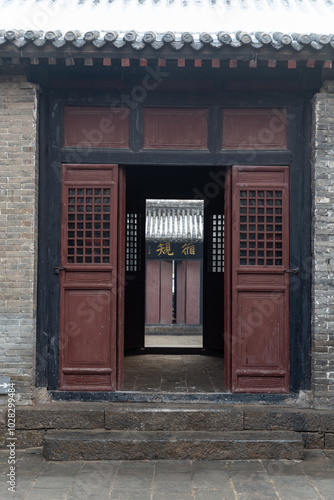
top-left (123, 165), bottom-right (227, 393)
top-left (145, 198), bottom-right (204, 349)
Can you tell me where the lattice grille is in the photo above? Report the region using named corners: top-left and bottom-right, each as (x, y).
top-left (207, 214), bottom-right (224, 273)
top-left (239, 189), bottom-right (283, 266)
top-left (126, 213), bottom-right (142, 272)
top-left (67, 187), bottom-right (111, 264)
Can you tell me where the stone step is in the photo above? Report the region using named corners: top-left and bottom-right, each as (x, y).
top-left (105, 403), bottom-right (243, 431)
top-left (10, 402), bottom-right (334, 454)
top-left (44, 429), bottom-right (304, 461)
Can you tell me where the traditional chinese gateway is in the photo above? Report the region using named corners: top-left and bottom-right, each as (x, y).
top-left (1, 0), bottom-right (334, 460)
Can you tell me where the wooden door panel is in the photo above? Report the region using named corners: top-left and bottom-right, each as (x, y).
top-left (176, 261), bottom-right (186, 324)
top-left (185, 260), bottom-right (201, 325)
top-left (146, 260), bottom-right (161, 324)
top-left (176, 260), bottom-right (201, 325)
top-left (62, 372), bottom-right (113, 390)
top-left (160, 260), bottom-right (173, 324)
top-left (222, 109), bottom-right (287, 150)
top-left (143, 108), bottom-right (209, 150)
top-left (63, 290), bottom-right (112, 364)
top-left (236, 291), bottom-right (285, 367)
top-left (64, 106), bottom-right (130, 148)
top-left (59, 164), bottom-right (118, 391)
top-left (231, 166), bottom-right (289, 393)
top-left (236, 375), bottom-right (286, 391)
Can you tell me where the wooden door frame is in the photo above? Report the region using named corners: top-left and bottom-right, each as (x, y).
top-left (116, 166), bottom-right (126, 390)
top-left (36, 90), bottom-right (311, 396)
top-left (224, 168), bottom-right (232, 391)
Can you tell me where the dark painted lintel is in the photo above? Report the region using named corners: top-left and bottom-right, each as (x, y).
top-left (60, 149), bottom-right (292, 166)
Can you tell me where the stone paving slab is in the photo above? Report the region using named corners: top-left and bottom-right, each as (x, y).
top-left (1, 448), bottom-right (333, 500)
top-left (123, 354), bottom-right (225, 392)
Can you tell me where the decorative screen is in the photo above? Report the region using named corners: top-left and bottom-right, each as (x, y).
top-left (207, 214), bottom-right (224, 273)
top-left (66, 187), bottom-right (111, 264)
top-left (239, 189), bottom-right (283, 266)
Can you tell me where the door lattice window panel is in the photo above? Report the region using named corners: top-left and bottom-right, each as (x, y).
top-left (126, 213), bottom-right (142, 272)
top-left (239, 189), bottom-right (283, 266)
top-left (67, 187), bottom-right (111, 264)
top-left (207, 214), bottom-right (224, 273)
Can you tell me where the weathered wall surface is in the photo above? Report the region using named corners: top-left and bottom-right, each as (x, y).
top-left (312, 82), bottom-right (334, 409)
top-left (0, 75), bottom-right (39, 405)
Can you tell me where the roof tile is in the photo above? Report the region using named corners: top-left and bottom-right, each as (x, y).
top-left (0, 0), bottom-right (334, 57)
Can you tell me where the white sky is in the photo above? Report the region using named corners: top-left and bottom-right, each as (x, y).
top-left (1, 0), bottom-right (334, 35)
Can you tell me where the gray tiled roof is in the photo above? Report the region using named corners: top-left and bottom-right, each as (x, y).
top-left (0, 0), bottom-right (334, 54)
top-left (1, 29), bottom-right (333, 52)
top-left (146, 200), bottom-right (204, 243)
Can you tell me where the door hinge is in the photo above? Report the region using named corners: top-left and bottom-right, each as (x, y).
top-left (284, 267), bottom-right (299, 274)
top-left (54, 266), bottom-right (66, 274)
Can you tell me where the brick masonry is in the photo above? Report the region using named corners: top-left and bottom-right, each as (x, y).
top-left (0, 75), bottom-right (39, 406)
top-left (311, 81), bottom-right (334, 409)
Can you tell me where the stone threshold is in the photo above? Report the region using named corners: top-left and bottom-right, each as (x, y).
top-left (49, 390), bottom-right (301, 405)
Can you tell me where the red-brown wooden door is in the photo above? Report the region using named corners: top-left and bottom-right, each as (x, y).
top-left (146, 260), bottom-right (173, 325)
top-left (231, 166), bottom-right (289, 393)
top-left (176, 260), bottom-right (201, 325)
top-left (59, 164), bottom-right (119, 391)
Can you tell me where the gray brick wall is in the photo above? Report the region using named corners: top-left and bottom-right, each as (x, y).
top-left (312, 82), bottom-right (334, 409)
top-left (0, 75), bottom-right (39, 405)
